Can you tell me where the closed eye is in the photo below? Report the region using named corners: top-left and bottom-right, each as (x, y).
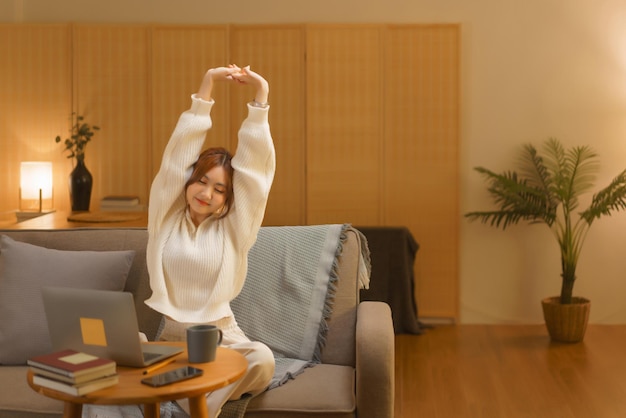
top-left (197, 174), bottom-right (227, 192)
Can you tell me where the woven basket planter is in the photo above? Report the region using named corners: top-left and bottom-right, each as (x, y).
top-left (541, 296), bottom-right (590, 343)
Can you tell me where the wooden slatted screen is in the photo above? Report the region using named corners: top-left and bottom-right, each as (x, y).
top-left (384, 24), bottom-right (460, 318)
top-left (229, 25), bottom-right (306, 226)
top-left (73, 24), bottom-right (151, 207)
top-left (0, 24), bottom-right (72, 217)
top-left (306, 24), bottom-right (384, 225)
top-left (151, 25), bottom-right (228, 181)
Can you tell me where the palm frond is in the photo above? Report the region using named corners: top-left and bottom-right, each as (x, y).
top-left (517, 142), bottom-right (553, 198)
top-left (582, 169), bottom-right (626, 223)
top-left (465, 166), bottom-right (557, 229)
top-left (542, 138), bottom-right (598, 213)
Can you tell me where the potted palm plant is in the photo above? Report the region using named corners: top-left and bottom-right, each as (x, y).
top-left (465, 138), bottom-right (626, 342)
top-left (55, 113), bottom-right (100, 211)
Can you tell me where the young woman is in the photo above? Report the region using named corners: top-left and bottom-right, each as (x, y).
top-left (144, 64), bottom-right (276, 417)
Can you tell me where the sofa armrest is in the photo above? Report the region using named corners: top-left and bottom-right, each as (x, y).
top-left (356, 301), bottom-right (395, 418)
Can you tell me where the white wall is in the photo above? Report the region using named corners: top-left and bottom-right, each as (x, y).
top-left (4, 0), bottom-right (626, 324)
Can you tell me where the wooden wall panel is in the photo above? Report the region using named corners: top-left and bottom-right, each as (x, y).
top-left (306, 25), bottom-right (383, 225)
top-left (384, 25), bottom-right (460, 318)
top-left (73, 24), bottom-right (151, 208)
top-left (230, 25), bottom-right (305, 226)
top-left (0, 24), bottom-right (71, 219)
top-left (151, 25), bottom-right (228, 182)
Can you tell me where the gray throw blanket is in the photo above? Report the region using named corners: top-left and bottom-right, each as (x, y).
top-left (233, 223), bottom-right (350, 383)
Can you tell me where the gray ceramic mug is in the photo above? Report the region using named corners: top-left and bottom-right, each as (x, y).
top-left (186, 324), bottom-right (223, 363)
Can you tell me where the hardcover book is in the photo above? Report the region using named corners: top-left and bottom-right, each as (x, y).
top-left (32, 373), bottom-right (119, 396)
top-left (27, 349), bottom-right (116, 378)
top-left (30, 365), bottom-right (116, 384)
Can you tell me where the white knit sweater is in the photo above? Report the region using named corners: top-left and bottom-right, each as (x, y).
top-left (144, 94), bottom-right (276, 323)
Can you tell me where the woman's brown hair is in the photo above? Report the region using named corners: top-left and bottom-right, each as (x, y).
top-left (185, 147), bottom-right (234, 219)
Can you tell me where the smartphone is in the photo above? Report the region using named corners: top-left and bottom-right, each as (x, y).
top-left (141, 366), bottom-right (204, 387)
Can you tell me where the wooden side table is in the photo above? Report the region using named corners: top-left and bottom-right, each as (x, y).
top-left (27, 343), bottom-right (247, 418)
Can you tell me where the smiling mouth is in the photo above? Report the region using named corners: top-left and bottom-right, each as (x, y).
top-left (195, 198), bottom-right (210, 206)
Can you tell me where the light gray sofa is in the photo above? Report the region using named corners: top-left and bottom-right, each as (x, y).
top-left (0, 227), bottom-right (394, 418)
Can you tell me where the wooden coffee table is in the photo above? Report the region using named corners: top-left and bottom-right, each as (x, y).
top-left (27, 342), bottom-right (247, 418)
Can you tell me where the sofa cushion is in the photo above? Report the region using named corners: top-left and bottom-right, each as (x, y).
top-left (246, 364), bottom-right (355, 417)
top-left (0, 235), bottom-right (135, 365)
top-left (0, 366), bottom-right (64, 416)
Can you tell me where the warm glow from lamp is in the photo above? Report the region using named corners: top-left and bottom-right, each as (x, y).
top-left (19, 162), bottom-right (54, 214)
top-left (20, 162), bottom-right (53, 200)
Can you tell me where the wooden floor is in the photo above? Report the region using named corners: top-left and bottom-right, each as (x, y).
top-left (394, 324), bottom-right (626, 418)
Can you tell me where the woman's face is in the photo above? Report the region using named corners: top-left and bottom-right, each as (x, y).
top-left (186, 165), bottom-right (228, 225)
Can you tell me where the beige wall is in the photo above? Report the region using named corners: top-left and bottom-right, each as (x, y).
top-left (3, 0), bottom-right (626, 324)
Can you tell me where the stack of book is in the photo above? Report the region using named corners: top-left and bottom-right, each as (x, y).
top-left (28, 349), bottom-right (118, 396)
top-left (100, 195), bottom-right (145, 212)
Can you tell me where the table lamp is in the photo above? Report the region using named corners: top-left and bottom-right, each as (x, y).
top-left (17, 161), bottom-right (55, 222)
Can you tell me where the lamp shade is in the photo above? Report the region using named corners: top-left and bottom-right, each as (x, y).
top-left (20, 161), bottom-right (53, 199)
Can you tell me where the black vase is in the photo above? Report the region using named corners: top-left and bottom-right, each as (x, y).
top-left (69, 158), bottom-right (93, 211)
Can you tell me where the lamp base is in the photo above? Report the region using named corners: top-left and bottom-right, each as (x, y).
top-left (15, 209), bottom-right (56, 223)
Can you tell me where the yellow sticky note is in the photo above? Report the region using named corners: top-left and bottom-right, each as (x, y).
top-left (79, 317), bottom-right (107, 346)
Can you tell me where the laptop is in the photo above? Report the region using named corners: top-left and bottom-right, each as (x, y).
top-left (41, 286), bottom-right (183, 368)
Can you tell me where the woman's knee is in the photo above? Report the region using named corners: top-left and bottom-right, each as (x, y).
top-left (246, 342), bottom-right (275, 381)
top-left (249, 341), bottom-right (274, 363)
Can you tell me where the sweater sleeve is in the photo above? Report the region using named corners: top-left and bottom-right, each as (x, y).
top-left (226, 103), bottom-right (276, 252)
top-left (148, 95), bottom-right (214, 231)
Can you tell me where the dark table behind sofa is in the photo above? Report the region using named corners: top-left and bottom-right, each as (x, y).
top-left (356, 226), bottom-right (422, 334)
